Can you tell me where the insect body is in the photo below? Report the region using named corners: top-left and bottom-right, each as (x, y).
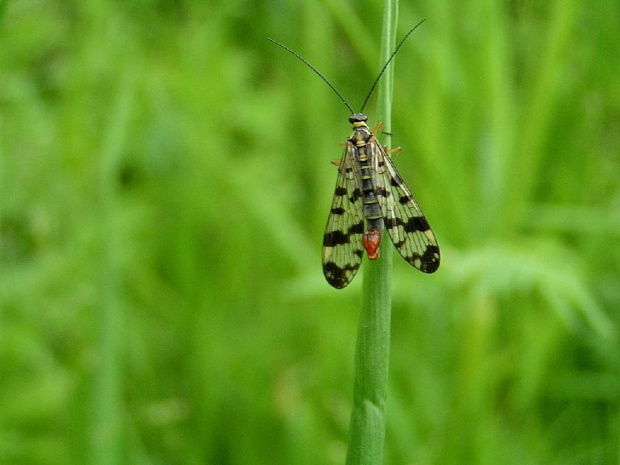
top-left (269, 20), bottom-right (440, 288)
top-left (322, 113), bottom-right (439, 288)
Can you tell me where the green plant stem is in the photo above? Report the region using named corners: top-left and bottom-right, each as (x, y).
top-left (345, 0), bottom-right (398, 464)
top-left (93, 69), bottom-right (135, 465)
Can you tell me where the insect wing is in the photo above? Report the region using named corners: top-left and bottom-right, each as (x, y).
top-left (372, 141), bottom-right (440, 273)
top-left (322, 145), bottom-right (365, 288)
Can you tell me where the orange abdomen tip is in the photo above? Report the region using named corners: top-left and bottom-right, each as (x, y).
top-left (362, 228), bottom-right (381, 260)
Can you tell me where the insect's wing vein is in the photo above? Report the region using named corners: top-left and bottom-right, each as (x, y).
top-left (373, 141), bottom-right (440, 273)
top-left (323, 145), bottom-right (365, 288)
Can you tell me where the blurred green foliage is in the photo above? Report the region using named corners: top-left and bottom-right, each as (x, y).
top-left (1, 0), bottom-right (619, 464)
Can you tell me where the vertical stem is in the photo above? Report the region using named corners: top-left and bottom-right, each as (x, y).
top-left (92, 69), bottom-right (135, 465)
top-left (345, 1), bottom-right (398, 464)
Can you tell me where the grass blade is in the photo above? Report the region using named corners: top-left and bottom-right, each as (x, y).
top-left (345, 0), bottom-right (398, 463)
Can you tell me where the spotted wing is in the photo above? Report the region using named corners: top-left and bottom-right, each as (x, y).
top-left (322, 144), bottom-right (365, 289)
top-left (371, 140), bottom-right (440, 273)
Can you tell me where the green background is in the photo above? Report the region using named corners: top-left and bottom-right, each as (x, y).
top-left (1, 0), bottom-right (619, 464)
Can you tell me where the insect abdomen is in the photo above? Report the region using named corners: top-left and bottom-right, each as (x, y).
top-left (352, 127), bottom-right (383, 259)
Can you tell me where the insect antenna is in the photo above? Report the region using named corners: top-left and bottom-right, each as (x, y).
top-left (359, 19), bottom-right (426, 113)
top-left (267, 38), bottom-right (355, 114)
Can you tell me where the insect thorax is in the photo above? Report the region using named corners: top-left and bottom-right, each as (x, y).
top-left (348, 121), bottom-right (372, 148)
top-left (349, 128), bottom-right (370, 147)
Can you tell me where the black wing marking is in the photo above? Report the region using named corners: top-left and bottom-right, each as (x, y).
top-left (322, 144), bottom-right (365, 288)
top-left (371, 139), bottom-right (440, 273)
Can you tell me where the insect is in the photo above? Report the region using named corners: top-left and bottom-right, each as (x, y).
top-left (269, 20), bottom-right (440, 288)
